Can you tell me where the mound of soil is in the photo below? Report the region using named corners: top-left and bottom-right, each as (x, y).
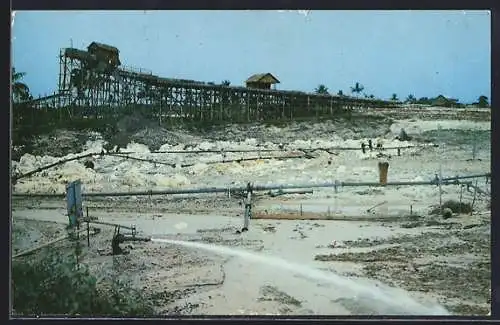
top-left (17, 129), bottom-right (92, 159)
top-left (201, 115), bottom-right (394, 143)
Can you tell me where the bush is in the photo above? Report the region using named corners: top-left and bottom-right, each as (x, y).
top-left (429, 200), bottom-right (472, 215)
top-left (12, 251), bottom-right (154, 317)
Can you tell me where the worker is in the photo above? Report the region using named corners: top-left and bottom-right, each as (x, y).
top-left (368, 139), bottom-right (373, 151)
top-left (361, 142), bottom-right (366, 154)
top-left (397, 128), bottom-right (412, 141)
top-left (376, 138), bottom-right (384, 150)
top-left (84, 160), bottom-right (94, 169)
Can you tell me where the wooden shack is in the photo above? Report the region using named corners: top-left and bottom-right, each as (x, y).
top-left (245, 73), bottom-right (280, 90)
top-left (87, 42), bottom-right (121, 68)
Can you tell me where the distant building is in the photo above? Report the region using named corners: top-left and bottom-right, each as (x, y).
top-left (87, 42), bottom-right (121, 70)
top-left (245, 73), bottom-right (280, 90)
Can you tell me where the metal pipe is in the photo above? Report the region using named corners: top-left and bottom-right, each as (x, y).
top-left (118, 144), bottom-right (438, 155)
top-left (243, 184), bottom-right (252, 230)
top-left (441, 173), bottom-right (490, 182)
top-left (14, 152), bottom-right (95, 181)
top-left (82, 219), bottom-right (135, 230)
top-left (12, 174), bottom-right (484, 198)
top-left (13, 228), bottom-right (88, 259)
top-left (13, 145), bottom-right (439, 182)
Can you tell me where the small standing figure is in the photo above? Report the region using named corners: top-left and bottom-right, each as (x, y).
top-left (83, 160), bottom-right (95, 169)
top-left (368, 139), bottom-right (373, 151)
top-left (361, 142), bottom-right (366, 154)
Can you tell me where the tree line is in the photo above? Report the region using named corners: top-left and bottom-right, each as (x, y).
top-left (10, 67), bottom-right (491, 109)
top-left (313, 82), bottom-right (490, 108)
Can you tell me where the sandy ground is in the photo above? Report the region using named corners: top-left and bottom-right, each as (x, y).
top-left (12, 205), bottom-right (490, 316)
top-left (11, 111), bottom-right (491, 316)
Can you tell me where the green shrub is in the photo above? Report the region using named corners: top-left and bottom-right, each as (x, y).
top-left (429, 200), bottom-right (472, 215)
top-left (12, 251), bottom-right (154, 317)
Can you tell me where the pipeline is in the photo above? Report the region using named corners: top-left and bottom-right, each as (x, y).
top-left (107, 153), bottom-right (176, 167)
top-left (441, 173), bottom-right (491, 182)
top-left (12, 143), bottom-right (438, 182)
top-left (13, 152), bottom-right (95, 181)
top-left (13, 228), bottom-right (89, 259)
top-left (104, 143), bottom-right (439, 155)
top-left (81, 218), bottom-right (135, 230)
top-left (109, 152), bottom-right (306, 168)
top-left (181, 154), bottom-right (306, 167)
top-left (117, 143), bottom-right (438, 154)
top-left (11, 174), bottom-right (485, 198)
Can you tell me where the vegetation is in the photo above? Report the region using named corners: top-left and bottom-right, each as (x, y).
top-left (350, 82), bottom-right (364, 97)
top-left (429, 200), bottom-right (473, 215)
top-left (221, 80), bottom-right (231, 86)
top-left (405, 94), bottom-right (416, 104)
top-left (417, 97), bottom-right (431, 105)
top-left (477, 95), bottom-right (489, 108)
top-left (337, 90), bottom-right (344, 96)
top-left (390, 93), bottom-right (399, 101)
top-left (12, 251), bottom-right (154, 317)
top-left (11, 67), bottom-right (31, 103)
top-left (314, 84), bottom-right (329, 95)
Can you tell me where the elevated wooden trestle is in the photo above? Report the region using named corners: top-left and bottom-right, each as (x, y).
top-left (26, 46), bottom-right (400, 124)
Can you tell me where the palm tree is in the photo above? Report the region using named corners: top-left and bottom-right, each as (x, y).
top-left (337, 90), bottom-right (344, 97)
top-left (350, 82), bottom-right (364, 97)
top-left (314, 84), bottom-right (329, 95)
top-left (221, 80), bottom-right (231, 86)
top-left (391, 93), bottom-right (399, 101)
top-left (405, 94), bottom-right (416, 103)
top-left (11, 67), bottom-right (30, 103)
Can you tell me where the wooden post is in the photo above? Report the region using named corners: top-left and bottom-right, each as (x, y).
top-left (86, 207), bottom-right (90, 247)
top-left (437, 175), bottom-right (442, 215)
top-left (459, 184), bottom-right (463, 214)
top-left (472, 133), bottom-right (478, 160)
top-left (243, 183), bottom-right (252, 230)
top-left (76, 220), bottom-right (80, 269)
top-left (438, 125), bottom-right (443, 215)
top-left (378, 161), bottom-right (389, 185)
top-left (471, 179), bottom-right (478, 216)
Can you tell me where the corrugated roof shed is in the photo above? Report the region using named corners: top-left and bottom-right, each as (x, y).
top-left (88, 42), bottom-right (119, 54)
top-left (246, 73), bottom-right (280, 84)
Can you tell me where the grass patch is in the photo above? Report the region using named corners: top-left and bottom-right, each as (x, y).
top-left (258, 285), bottom-right (302, 307)
top-left (430, 200), bottom-right (472, 215)
top-left (12, 251), bottom-right (154, 317)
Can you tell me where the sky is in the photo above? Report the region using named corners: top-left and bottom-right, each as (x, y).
top-left (12, 10), bottom-right (491, 103)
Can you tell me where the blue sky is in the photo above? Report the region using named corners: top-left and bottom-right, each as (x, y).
top-left (12, 10), bottom-right (490, 103)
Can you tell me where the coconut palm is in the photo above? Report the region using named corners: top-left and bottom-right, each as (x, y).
top-left (11, 67), bottom-right (30, 103)
top-left (405, 94), bottom-right (416, 103)
top-left (350, 82), bottom-right (364, 97)
top-left (314, 84), bottom-right (329, 95)
top-left (391, 93), bottom-right (399, 101)
top-left (221, 80), bottom-right (231, 86)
